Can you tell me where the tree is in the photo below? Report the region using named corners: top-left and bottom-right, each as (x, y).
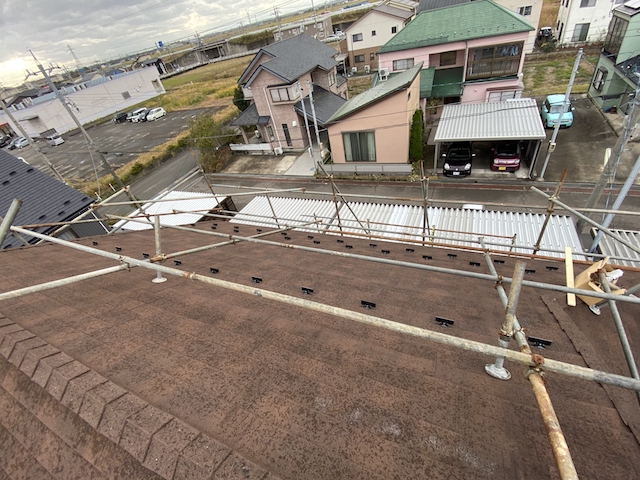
top-left (409, 109), bottom-right (424, 162)
top-left (233, 86), bottom-right (250, 112)
top-left (188, 114), bottom-right (235, 172)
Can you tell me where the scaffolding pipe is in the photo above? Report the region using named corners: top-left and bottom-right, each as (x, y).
top-left (0, 265), bottom-right (129, 301)
top-left (152, 216), bottom-right (167, 284)
top-left (0, 215), bottom-right (29, 246)
top-left (0, 199), bottom-right (23, 246)
top-left (501, 261), bottom-right (527, 337)
top-left (317, 163), bottom-right (370, 234)
top-left (533, 170), bottom-right (567, 254)
top-left (8, 225), bottom-right (640, 392)
top-left (598, 271), bottom-right (640, 403)
top-left (206, 183), bottom-right (640, 216)
top-left (529, 372), bottom-right (579, 480)
top-left (531, 186), bottom-right (640, 257)
top-left (101, 220), bottom-right (640, 305)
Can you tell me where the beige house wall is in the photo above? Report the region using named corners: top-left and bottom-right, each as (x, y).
top-left (328, 73), bottom-right (420, 164)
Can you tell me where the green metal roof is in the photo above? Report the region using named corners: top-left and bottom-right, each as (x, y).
top-left (328, 63), bottom-right (423, 122)
top-left (378, 0), bottom-right (534, 54)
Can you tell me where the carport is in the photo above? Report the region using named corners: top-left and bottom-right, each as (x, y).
top-left (433, 99), bottom-right (546, 177)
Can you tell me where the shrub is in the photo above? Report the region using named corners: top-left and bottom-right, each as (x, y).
top-left (409, 109), bottom-right (424, 162)
top-left (232, 86), bottom-right (250, 111)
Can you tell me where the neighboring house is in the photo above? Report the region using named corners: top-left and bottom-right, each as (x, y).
top-left (417, 0), bottom-right (542, 52)
top-left (344, 0), bottom-right (416, 72)
top-left (555, 0), bottom-right (626, 45)
top-left (377, 0), bottom-right (533, 110)
top-left (327, 63), bottom-right (422, 163)
top-left (588, 0), bottom-right (640, 113)
top-left (231, 34), bottom-right (348, 152)
top-left (0, 68), bottom-right (165, 138)
top-left (0, 150), bottom-right (109, 249)
top-left (274, 13), bottom-right (333, 42)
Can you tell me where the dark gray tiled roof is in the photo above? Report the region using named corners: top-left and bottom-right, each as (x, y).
top-left (417, 0), bottom-right (468, 13)
top-left (294, 86), bottom-right (347, 126)
top-left (0, 150), bottom-right (99, 249)
top-left (230, 103), bottom-right (271, 126)
top-left (373, 4), bottom-right (414, 19)
top-left (246, 34), bottom-right (339, 85)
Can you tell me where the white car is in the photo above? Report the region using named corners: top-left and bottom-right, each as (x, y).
top-left (14, 137), bottom-right (30, 149)
top-left (129, 108), bottom-right (148, 122)
top-left (145, 107), bottom-right (167, 121)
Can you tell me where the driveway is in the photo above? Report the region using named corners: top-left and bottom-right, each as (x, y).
top-left (4, 108), bottom-right (220, 181)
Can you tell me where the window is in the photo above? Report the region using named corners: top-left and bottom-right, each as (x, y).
top-left (343, 132), bottom-right (376, 162)
top-left (466, 43), bottom-right (523, 80)
top-left (592, 67), bottom-right (608, 91)
top-left (391, 26), bottom-right (397, 34)
top-left (267, 126), bottom-right (275, 141)
top-left (354, 54), bottom-right (365, 63)
top-left (392, 58), bottom-right (414, 71)
top-left (352, 33), bottom-right (363, 42)
top-left (439, 51), bottom-right (457, 67)
top-left (121, 91), bottom-right (131, 100)
top-left (580, 0), bottom-right (595, 7)
top-left (517, 5), bottom-right (532, 15)
top-left (329, 72), bottom-right (336, 86)
top-left (370, 53), bottom-right (375, 61)
top-left (270, 86), bottom-right (299, 102)
top-left (282, 124), bottom-right (292, 146)
top-left (603, 16), bottom-right (628, 56)
top-left (571, 23), bottom-right (589, 42)
top-left (371, 30), bottom-right (376, 36)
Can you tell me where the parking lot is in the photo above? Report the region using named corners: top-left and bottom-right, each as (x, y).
top-left (3, 107), bottom-right (219, 181)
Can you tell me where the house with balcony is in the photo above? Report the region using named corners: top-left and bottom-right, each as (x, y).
top-left (416, 0), bottom-right (542, 53)
top-left (231, 34), bottom-right (348, 153)
top-left (377, 0), bottom-right (533, 112)
top-left (555, 0), bottom-right (626, 46)
top-left (344, 0), bottom-right (417, 72)
top-left (588, 0), bottom-right (640, 114)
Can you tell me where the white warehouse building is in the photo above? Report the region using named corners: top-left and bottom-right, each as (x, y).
top-left (0, 68), bottom-right (165, 138)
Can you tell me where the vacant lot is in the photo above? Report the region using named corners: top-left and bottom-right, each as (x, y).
top-left (522, 48), bottom-right (599, 96)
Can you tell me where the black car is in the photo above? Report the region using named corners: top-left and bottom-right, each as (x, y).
top-left (442, 142), bottom-right (474, 176)
top-left (113, 112), bottom-right (128, 123)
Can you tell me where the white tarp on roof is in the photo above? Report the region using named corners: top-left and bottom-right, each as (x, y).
top-left (114, 191), bottom-right (227, 231)
top-left (231, 196), bottom-right (584, 259)
top-left (593, 228), bottom-right (640, 267)
top-left (434, 98), bottom-right (547, 142)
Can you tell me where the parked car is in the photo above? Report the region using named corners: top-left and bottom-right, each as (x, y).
top-left (113, 111), bottom-right (129, 123)
top-left (491, 141), bottom-right (521, 172)
top-left (13, 137), bottom-right (30, 149)
top-left (129, 108), bottom-right (148, 122)
top-left (541, 94), bottom-right (574, 128)
top-left (442, 141), bottom-right (474, 176)
top-left (46, 133), bottom-right (64, 146)
top-left (0, 135), bottom-right (13, 148)
top-left (145, 107), bottom-right (166, 121)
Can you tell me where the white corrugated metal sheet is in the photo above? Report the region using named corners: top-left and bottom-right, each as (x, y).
top-left (231, 196), bottom-right (584, 259)
top-left (594, 229), bottom-right (640, 267)
top-left (114, 191), bottom-right (227, 231)
top-left (434, 99), bottom-right (547, 142)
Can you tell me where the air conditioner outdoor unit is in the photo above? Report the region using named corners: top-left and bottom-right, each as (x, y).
top-left (274, 146), bottom-right (284, 155)
top-left (379, 68), bottom-right (389, 81)
top-left (364, 64), bottom-right (370, 73)
top-left (351, 66), bottom-right (358, 73)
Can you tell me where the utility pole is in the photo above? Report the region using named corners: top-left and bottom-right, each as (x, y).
top-left (0, 84), bottom-right (67, 184)
top-left (28, 50), bottom-right (139, 205)
top-left (67, 44), bottom-right (83, 75)
top-left (577, 81), bottom-right (640, 232)
top-left (297, 83), bottom-right (315, 164)
top-left (538, 48), bottom-right (583, 180)
top-left (273, 7), bottom-right (282, 40)
top-left (306, 80), bottom-right (322, 148)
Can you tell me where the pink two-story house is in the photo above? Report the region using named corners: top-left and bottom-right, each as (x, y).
top-left (377, 0), bottom-right (534, 111)
top-left (232, 34), bottom-right (348, 152)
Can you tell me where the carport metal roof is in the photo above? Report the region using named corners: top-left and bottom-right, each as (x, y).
top-left (434, 98), bottom-right (546, 143)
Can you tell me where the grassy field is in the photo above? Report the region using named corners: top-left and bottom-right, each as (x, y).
top-left (522, 48), bottom-right (598, 96)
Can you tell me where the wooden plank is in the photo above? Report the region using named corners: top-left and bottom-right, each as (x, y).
top-left (565, 246), bottom-right (576, 306)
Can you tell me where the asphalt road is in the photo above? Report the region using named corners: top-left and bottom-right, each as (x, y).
top-left (3, 107), bottom-right (217, 181)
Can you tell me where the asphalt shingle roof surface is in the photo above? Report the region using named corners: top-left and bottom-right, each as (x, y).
top-left (378, 0), bottom-right (534, 54)
top-left (251, 34), bottom-right (339, 84)
top-left (0, 220), bottom-right (639, 479)
top-left (0, 150), bottom-right (94, 249)
top-left (294, 85), bottom-right (347, 126)
top-left (328, 63), bottom-right (422, 122)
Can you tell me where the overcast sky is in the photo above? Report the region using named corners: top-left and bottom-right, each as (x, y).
top-left (0, 0), bottom-right (315, 88)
